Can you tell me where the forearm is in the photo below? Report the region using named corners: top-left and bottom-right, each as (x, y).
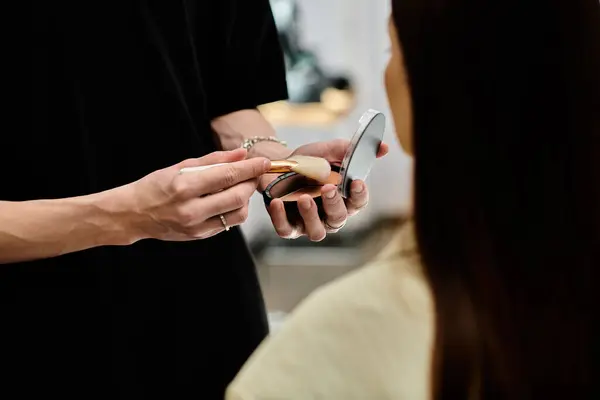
top-left (211, 109), bottom-right (291, 160)
top-left (0, 187), bottom-right (137, 264)
top-left (212, 109), bottom-right (292, 191)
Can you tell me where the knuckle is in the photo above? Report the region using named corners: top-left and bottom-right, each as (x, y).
top-left (223, 166), bottom-right (239, 187)
top-left (252, 159), bottom-right (267, 177)
top-left (175, 207), bottom-right (195, 228)
top-left (171, 178), bottom-right (189, 198)
top-left (328, 194), bottom-right (344, 207)
top-left (328, 213), bottom-right (347, 225)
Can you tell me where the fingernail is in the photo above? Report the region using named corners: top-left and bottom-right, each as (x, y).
top-left (300, 200), bottom-right (311, 210)
top-left (352, 183), bottom-right (364, 194)
top-left (263, 159), bottom-right (271, 169)
top-left (324, 189), bottom-right (335, 199)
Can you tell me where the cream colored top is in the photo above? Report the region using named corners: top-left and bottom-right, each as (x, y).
top-left (227, 224), bottom-right (435, 400)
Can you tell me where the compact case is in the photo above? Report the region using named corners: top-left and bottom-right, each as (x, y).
top-left (262, 109), bottom-right (386, 223)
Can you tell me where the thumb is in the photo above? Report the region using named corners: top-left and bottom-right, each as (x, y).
top-left (175, 148), bottom-right (248, 170)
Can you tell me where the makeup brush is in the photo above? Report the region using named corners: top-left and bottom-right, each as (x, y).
top-left (179, 155), bottom-right (331, 183)
top-left (268, 155), bottom-right (331, 182)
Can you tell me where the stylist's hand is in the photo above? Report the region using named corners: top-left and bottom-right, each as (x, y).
top-left (126, 148), bottom-right (270, 241)
top-left (263, 139), bottom-right (388, 242)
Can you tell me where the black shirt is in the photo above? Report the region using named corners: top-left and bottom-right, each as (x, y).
top-left (3, 1), bottom-right (287, 398)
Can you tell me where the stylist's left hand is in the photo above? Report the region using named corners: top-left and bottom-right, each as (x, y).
top-left (263, 139), bottom-right (389, 241)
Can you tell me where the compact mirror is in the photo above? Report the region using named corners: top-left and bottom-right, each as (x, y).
top-left (338, 109), bottom-right (386, 198)
top-left (262, 109), bottom-right (386, 223)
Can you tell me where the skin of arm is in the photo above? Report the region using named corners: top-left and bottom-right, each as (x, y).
top-left (0, 110), bottom-right (285, 264)
top-left (0, 110), bottom-right (277, 264)
top-left (211, 109), bottom-right (292, 190)
top-left (0, 185), bottom-right (138, 264)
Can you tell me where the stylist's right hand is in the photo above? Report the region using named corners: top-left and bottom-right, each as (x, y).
top-left (124, 148), bottom-right (269, 241)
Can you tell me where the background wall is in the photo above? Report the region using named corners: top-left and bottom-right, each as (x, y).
top-left (243, 0), bottom-right (412, 241)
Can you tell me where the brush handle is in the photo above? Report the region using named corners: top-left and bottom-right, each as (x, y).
top-left (179, 160), bottom-right (296, 175)
top-left (268, 160), bottom-right (296, 173)
top-left (178, 163), bottom-right (228, 174)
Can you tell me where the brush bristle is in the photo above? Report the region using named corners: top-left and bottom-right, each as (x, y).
top-left (287, 155), bottom-right (331, 183)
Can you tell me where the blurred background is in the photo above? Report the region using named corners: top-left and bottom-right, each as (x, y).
top-left (243, 0), bottom-right (413, 330)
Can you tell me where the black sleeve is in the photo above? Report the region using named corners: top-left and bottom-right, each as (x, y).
top-left (200, 0), bottom-right (289, 119)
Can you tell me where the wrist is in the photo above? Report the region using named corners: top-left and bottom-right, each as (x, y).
top-left (89, 186), bottom-right (146, 246)
top-left (247, 141), bottom-right (293, 160)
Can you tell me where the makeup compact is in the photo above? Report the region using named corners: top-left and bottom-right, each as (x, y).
top-left (262, 109), bottom-right (386, 223)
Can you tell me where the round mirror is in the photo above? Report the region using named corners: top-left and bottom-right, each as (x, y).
top-left (339, 109), bottom-right (386, 198)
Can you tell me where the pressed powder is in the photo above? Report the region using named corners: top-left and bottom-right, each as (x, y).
top-left (279, 171), bottom-right (341, 202)
top-left (262, 109), bottom-right (386, 225)
top-left (279, 187), bottom-right (321, 201)
top-left (263, 169), bottom-right (342, 224)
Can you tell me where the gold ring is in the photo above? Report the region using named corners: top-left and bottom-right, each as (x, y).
top-left (219, 214), bottom-right (230, 231)
top-left (324, 219), bottom-right (347, 231)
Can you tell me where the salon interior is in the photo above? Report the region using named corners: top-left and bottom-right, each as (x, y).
top-left (245, 0), bottom-right (411, 331)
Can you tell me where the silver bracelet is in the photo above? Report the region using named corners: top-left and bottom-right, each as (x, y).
top-left (241, 136), bottom-right (287, 151)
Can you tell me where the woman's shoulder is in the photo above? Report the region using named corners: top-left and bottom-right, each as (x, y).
top-left (227, 223), bottom-right (435, 400)
top-left (300, 222), bottom-right (432, 335)
top-left (258, 221), bottom-right (427, 324)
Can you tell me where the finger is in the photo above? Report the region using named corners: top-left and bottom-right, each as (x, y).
top-left (172, 180), bottom-right (256, 229)
top-left (195, 179), bottom-right (258, 220)
top-left (376, 142), bottom-right (390, 158)
top-left (172, 157), bottom-right (270, 199)
top-left (267, 199), bottom-right (299, 239)
top-left (198, 158), bottom-right (271, 194)
top-left (297, 195), bottom-right (326, 242)
top-left (190, 227), bottom-right (222, 240)
top-left (185, 204), bottom-right (251, 238)
top-left (296, 140), bottom-right (349, 163)
top-left (324, 139), bottom-right (350, 162)
top-left (175, 148), bottom-right (248, 170)
top-left (201, 204), bottom-right (251, 233)
top-left (346, 180), bottom-right (369, 216)
top-left (321, 184), bottom-right (348, 231)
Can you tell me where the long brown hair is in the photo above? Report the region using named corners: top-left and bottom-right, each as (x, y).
top-left (391, 0), bottom-right (600, 397)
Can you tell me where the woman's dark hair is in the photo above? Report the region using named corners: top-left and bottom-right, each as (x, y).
top-left (391, 0), bottom-right (599, 397)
